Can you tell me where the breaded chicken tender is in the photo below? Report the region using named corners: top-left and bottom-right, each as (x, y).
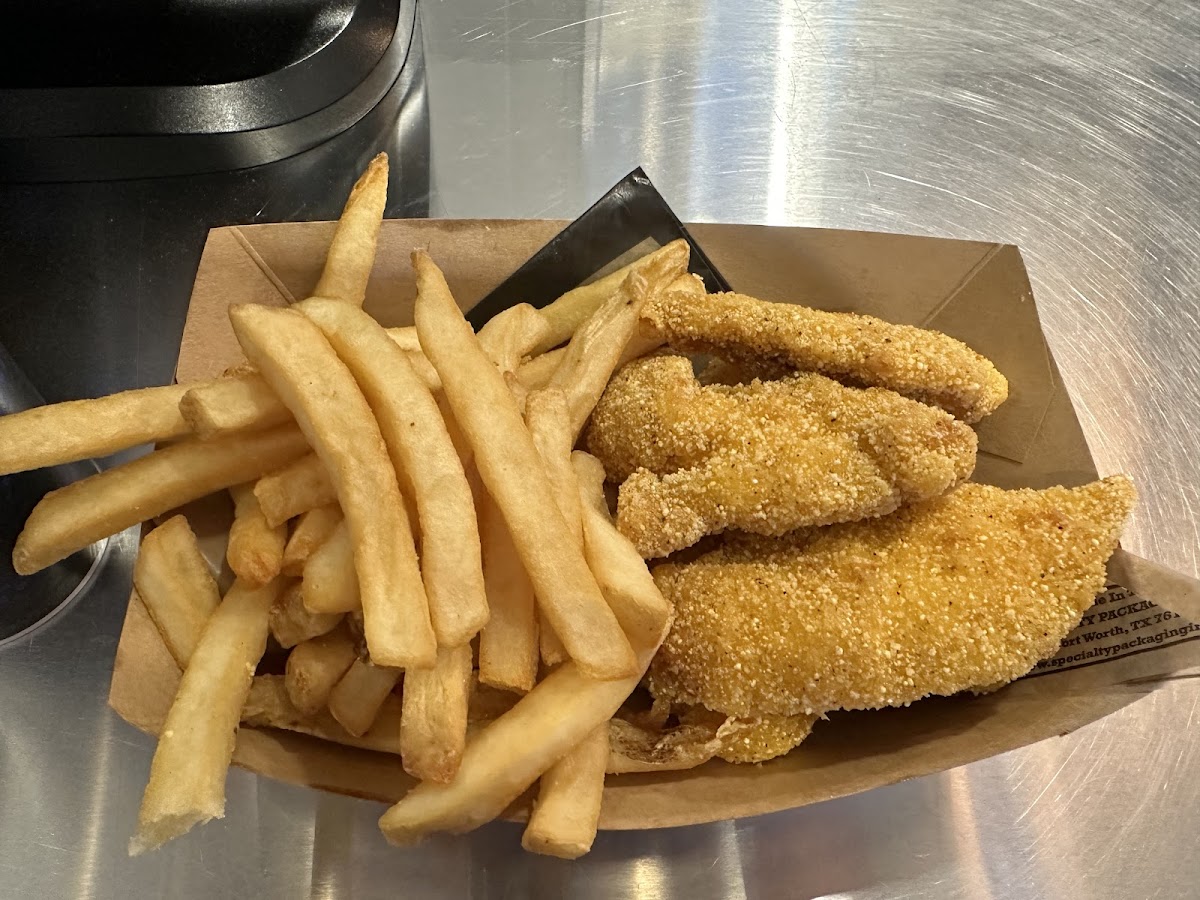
top-left (585, 354), bottom-right (978, 558)
top-left (647, 476), bottom-right (1135, 724)
top-left (606, 710), bottom-right (817, 771)
top-left (643, 291), bottom-right (1008, 423)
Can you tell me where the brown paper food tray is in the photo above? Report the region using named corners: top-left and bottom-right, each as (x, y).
top-left (110, 219), bottom-right (1200, 830)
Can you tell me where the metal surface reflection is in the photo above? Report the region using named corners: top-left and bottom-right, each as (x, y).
top-left (2, 0), bottom-right (1198, 897)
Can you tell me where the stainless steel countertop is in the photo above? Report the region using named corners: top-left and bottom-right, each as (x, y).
top-left (3, 1), bottom-right (1198, 897)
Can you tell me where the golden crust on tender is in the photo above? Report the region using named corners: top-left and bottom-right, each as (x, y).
top-left (714, 714), bottom-right (819, 764)
top-left (585, 354), bottom-right (978, 558)
top-left (647, 476), bottom-right (1135, 718)
top-left (643, 291), bottom-right (1008, 423)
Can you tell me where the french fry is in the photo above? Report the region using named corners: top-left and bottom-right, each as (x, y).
top-left (301, 519), bottom-right (360, 614)
top-left (515, 319), bottom-right (667, 394)
top-left (328, 658), bottom-right (402, 737)
top-left (181, 350), bottom-right (434, 441)
top-left (0, 384), bottom-right (192, 476)
top-left (226, 483), bottom-right (287, 586)
top-left (400, 643), bottom-right (473, 783)
top-left (378, 617), bottom-right (668, 844)
top-left (284, 624), bottom-right (360, 716)
top-left (281, 504), bottom-right (342, 577)
top-left (572, 452), bottom-right (673, 648)
top-left (129, 576), bottom-right (283, 854)
top-left (476, 303), bottom-right (552, 373)
top-left (385, 325), bottom-right (420, 352)
top-left (133, 516), bottom-right (221, 669)
top-left (230, 304), bottom-right (435, 669)
top-left (242, 675), bottom-right (406, 755)
top-left (538, 615), bottom-right (569, 667)
top-left (385, 328), bottom-right (441, 390)
top-left (269, 581), bottom-right (342, 649)
top-left (412, 251), bottom-right (635, 680)
top-left (524, 389), bottom-right (581, 667)
top-left (178, 372), bottom-right (290, 439)
top-left (402, 349), bottom-right (441, 392)
top-left (531, 239), bottom-right (689, 353)
top-left (13, 424), bottom-right (308, 576)
top-left (512, 348), bottom-right (562, 393)
top-left (475, 486), bottom-right (538, 693)
top-left (182, 351), bottom-right (434, 441)
top-left (549, 250), bottom-right (683, 439)
top-left (297, 297), bottom-right (488, 647)
top-left (254, 454), bottom-right (336, 529)
top-left (313, 152), bottom-right (388, 307)
top-left (438, 391), bottom-right (473, 469)
top-left (525, 389), bottom-right (583, 540)
top-left (522, 725), bottom-right (609, 859)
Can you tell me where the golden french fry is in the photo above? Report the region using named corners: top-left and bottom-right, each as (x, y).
top-left (549, 250), bottom-right (684, 439)
top-left (254, 454), bottom-right (336, 529)
top-left (284, 624), bottom-right (360, 716)
top-left (377, 617), bottom-right (668, 844)
top-left (130, 576), bottom-right (283, 855)
top-left (512, 348), bottom-right (563, 393)
top-left (538, 614), bottom-right (569, 668)
top-left (522, 725), bottom-right (609, 859)
top-left (476, 303), bottom-right (552, 373)
top-left (242, 675), bottom-right (406, 755)
top-left (400, 643), bottom-right (473, 783)
top-left (301, 519), bottom-right (360, 614)
top-left (532, 240), bottom-right (689, 353)
top-left (184, 354), bottom-right (434, 440)
top-left (313, 152), bottom-right (388, 307)
top-left (297, 297), bottom-right (488, 647)
top-left (524, 388), bottom-right (581, 667)
top-left (402, 350), bottom-right (441, 392)
top-left (282, 503), bottom-right (342, 577)
top-left (386, 325), bottom-right (420, 352)
top-left (133, 516), bottom-right (221, 669)
top-left (230, 304), bottom-right (435, 669)
top-left (184, 357), bottom-right (433, 442)
top-left (412, 252), bottom-right (635, 680)
top-left (226, 483), bottom-right (287, 586)
top-left (525, 389), bottom-right (583, 540)
top-left (515, 320), bottom-right (666, 394)
top-left (384, 328), bottom-right (441, 390)
top-left (572, 452), bottom-right (673, 648)
top-left (178, 373), bottom-right (290, 440)
top-left (0, 384), bottom-right (192, 477)
top-left (328, 658), bottom-right (402, 737)
top-left (475, 487), bottom-right (539, 692)
top-left (269, 581), bottom-right (342, 649)
top-left (438, 391), bottom-right (473, 469)
top-left (13, 424), bottom-right (308, 576)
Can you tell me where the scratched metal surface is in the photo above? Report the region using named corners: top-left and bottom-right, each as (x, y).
top-left (2, 1), bottom-right (1199, 898)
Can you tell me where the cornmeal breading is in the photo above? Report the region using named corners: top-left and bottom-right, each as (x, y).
top-left (585, 354), bottom-right (977, 558)
top-left (643, 291), bottom-right (1008, 423)
top-left (647, 476), bottom-right (1135, 719)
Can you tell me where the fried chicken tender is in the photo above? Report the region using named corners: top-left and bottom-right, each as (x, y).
top-left (585, 354), bottom-right (978, 558)
top-left (647, 476), bottom-right (1135, 726)
top-left (606, 710), bottom-right (818, 772)
top-left (643, 291), bottom-right (1008, 423)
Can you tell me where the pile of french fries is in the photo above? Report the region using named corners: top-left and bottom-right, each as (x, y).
top-left (1, 154), bottom-right (706, 860)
